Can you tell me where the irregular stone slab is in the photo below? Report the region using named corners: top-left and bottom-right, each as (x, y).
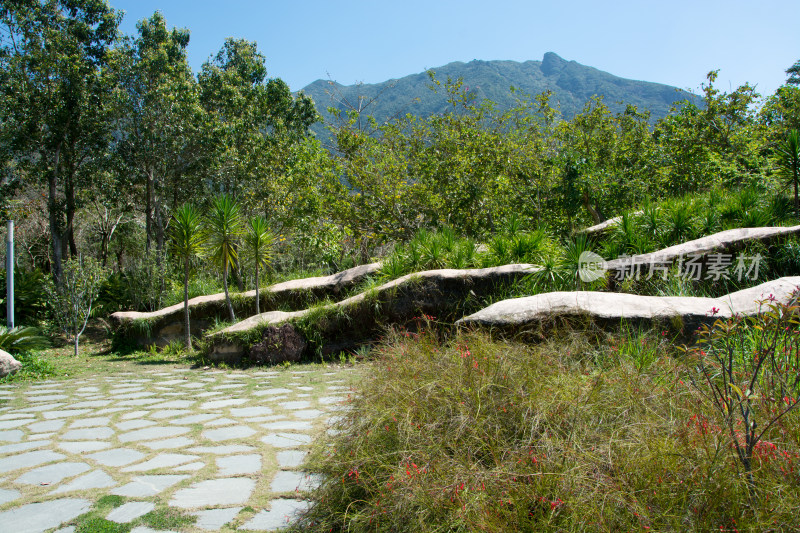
top-left (0, 429), bottom-right (24, 442)
top-left (119, 426), bottom-right (189, 442)
top-left (16, 462), bottom-right (90, 485)
top-left (155, 400), bottom-right (195, 409)
top-left (170, 414), bottom-right (218, 425)
top-left (202, 426), bottom-right (256, 442)
top-left (62, 427), bottom-right (114, 440)
top-left (150, 409), bottom-right (191, 419)
top-left (209, 263), bottom-right (539, 362)
top-left (19, 403), bottom-right (65, 412)
top-left (0, 487), bottom-right (21, 505)
top-left (230, 406), bottom-right (273, 417)
top-left (110, 262), bottom-right (382, 348)
top-left (578, 212), bottom-right (641, 235)
top-left (318, 396), bottom-right (347, 405)
top-left (270, 470), bottom-right (321, 493)
top-left (141, 437), bottom-right (195, 450)
top-left (52, 469), bottom-right (117, 493)
top-left (201, 398), bottom-right (248, 410)
top-left (191, 507), bottom-right (242, 530)
top-left (57, 441), bottom-right (111, 453)
top-left (292, 409), bottom-right (324, 420)
top-left (28, 420), bottom-right (65, 433)
top-left (27, 394), bottom-right (69, 402)
top-left (457, 277), bottom-right (800, 331)
top-left (116, 398), bottom-right (162, 407)
top-left (174, 461), bottom-right (204, 472)
top-left (0, 418), bottom-right (35, 429)
top-left (205, 418), bottom-right (236, 427)
top-left (111, 474), bottom-right (189, 497)
top-left (241, 499), bottom-right (310, 531)
top-left (70, 417), bottom-right (111, 428)
top-left (605, 225), bottom-right (800, 273)
top-left (169, 478), bottom-right (256, 508)
top-left (276, 450), bottom-right (308, 468)
top-left (43, 409), bottom-right (91, 419)
top-left (0, 349), bottom-right (21, 377)
top-left (0, 498), bottom-right (91, 533)
top-left (0, 450), bottom-right (65, 473)
top-left (107, 501), bottom-right (156, 523)
top-left (188, 445), bottom-right (255, 455)
top-left (262, 433), bottom-right (313, 448)
top-left (69, 400), bottom-right (112, 408)
top-left (121, 410), bottom-right (150, 419)
top-left (87, 448), bottom-right (145, 467)
top-left (122, 453), bottom-right (199, 472)
top-left (263, 421), bottom-right (313, 431)
top-left (0, 441), bottom-right (49, 454)
top-left (216, 454), bottom-right (261, 476)
top-left (116, 419), bottom-right (157, 431)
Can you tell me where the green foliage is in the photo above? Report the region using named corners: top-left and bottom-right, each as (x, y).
top-left (171, 202), bottom-right (206, 350)
top-left (206, 193), bottom-right (243, 321)
top-left (0, 350), bottom-right (57, 383)
top-left (0, 268), bottom-right (48, 323)
top-left (0, 326), bottom-right (49, 354)
top-left (776, 129), bottom-right (800, 218)
top-left (244, 215), bottom-right (274, 314)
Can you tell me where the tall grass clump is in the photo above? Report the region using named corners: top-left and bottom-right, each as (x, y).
top-left (297, 324), bottom-right (800, 531)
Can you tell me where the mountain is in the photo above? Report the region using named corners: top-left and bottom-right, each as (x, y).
top-left (300, 52), bottom-right (700, 143)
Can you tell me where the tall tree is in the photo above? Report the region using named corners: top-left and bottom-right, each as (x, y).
top-left (0, 0), bottom-right (120, 283)
top-left (206, 194), bottom-right (242, 322)
top-left (777, 130), bottom-right (800, 218)
top-left (171, 203), bottom-right (205, 350)
top-left (243, 216), bottom-right (273, 315)
top-left (111, 11), bottom-right (205, 255)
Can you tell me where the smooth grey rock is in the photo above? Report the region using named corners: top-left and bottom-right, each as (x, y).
top-left (0, 440), bottom-right (49, 454)
top-left (121, 410), bottom-right (150, 419)
top-left (200, 398), bottom-right (248, 409)
top-left (216, 454), bottom-right (261, 476)
top-left (241, 499), bottom-right (310, 530)
top-left (0, 450), bottom-right (65, 473)
top-left (107, 501), bottom-right (156, 523)
top-left (191, 507), bottom-right (242, 530)
top-left (169, 478), bottom-right (256, 508)
top-left (52, 469), bottom-right (117, 493)
top-left (16, 462), bottom-right (89, 485)
top-left (0, 349), bottom-right (21, 377)
top-left (58, 441), bottom-right (111, 453)
top-left (253, 388), bottom-right (292, 396)
top-left (122, 453), bottom-right (199, 472)
top-left (111, 474), bottom-right (189, 497)
top-left (87, 448), bottom-right (145, 467)
top-left (205, 417), bottom-right (236, 427)
top-left (70, 417), bottom-right (111, 428)
top-left (457, 277), bottom-right (800, 328)
top-left (43, 409), bottom-right (92, 419)
top-left (0, 418), bottom-right (34, 429)
top-left (202, 425), bottom-right (256, 442)
top-left (150, 409), bottom-right (190, 419)
top-left (0, 429), bottom-right (24, 442)
top-left (119, 426), bottom-right (189, 442)
top-left (270, 470), bottom-right (321, 492)
top-left (276, 450), bottom-right (308, 468)
top-left (262, 433), bottom-right (312, 448)
top-left (0, 498), bottom-right (91, 533)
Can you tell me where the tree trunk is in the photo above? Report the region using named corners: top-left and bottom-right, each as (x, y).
top-left (255, 264), bottom-right (260, 315)
top-left (184, 259), bottom-right (191, 351)
top-left (74, 332), bottom-right (79, 357)
top-left (223, 262), bottom-right (235, 322)
top-left (145, 170), bottom-right (153, 254)
top-left (65, 172), bottom-right (78, 258)
top-left (48, 146), bottom-right (64, 285)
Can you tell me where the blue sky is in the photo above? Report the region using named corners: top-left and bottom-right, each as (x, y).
top-left (109, 0), bottom-right (799, 98)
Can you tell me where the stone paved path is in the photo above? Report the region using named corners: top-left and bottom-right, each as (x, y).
top-left (0, 365), bottom-right (356, 532)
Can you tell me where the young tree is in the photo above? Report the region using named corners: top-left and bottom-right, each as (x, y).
top-left (170, 203), bottom-right (205, 350)
top-left (206, 194), bottom-right (242, 322)
top-left (47, 256), bottom-right (107, 357)
top-left (777, 129), bottom-right (800, 218)
top-left (244, 216), bottom-right (273, 315)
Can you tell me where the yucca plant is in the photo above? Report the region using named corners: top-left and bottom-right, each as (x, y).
top-left (171, 203), bottom-right (206, 350)
top-left (206, 194), bottom-right (243, 322)
top-left (661, 200), bottom-right (696, 246)
top-left (777, 129), bottom-right (800, 219)
top-left (0, 326), bottom-right (49, 354)
top-left (244, 216), bottom-right (274, 315)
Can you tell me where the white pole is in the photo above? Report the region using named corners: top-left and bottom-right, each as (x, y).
top-left (6, 220), bottom-right (13, 329)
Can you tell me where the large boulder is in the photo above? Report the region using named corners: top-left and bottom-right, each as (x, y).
top-left (110, 262), bottom-right (382, 348)
top-left (0, 349), bottom-right (22, 377)
top-left (456, 276), bottom-right (800, 333)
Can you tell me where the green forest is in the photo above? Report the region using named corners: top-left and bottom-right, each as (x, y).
top-left (3, 1), bottom-right (800, 531)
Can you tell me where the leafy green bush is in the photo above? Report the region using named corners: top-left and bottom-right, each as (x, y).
top-left (0, 268), bottom-right (49, 323)
top-left (0, 325), bottom-right (49, 353)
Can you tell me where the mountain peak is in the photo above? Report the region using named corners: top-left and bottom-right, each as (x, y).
top-left (541, 52), bottom-right (567, 75)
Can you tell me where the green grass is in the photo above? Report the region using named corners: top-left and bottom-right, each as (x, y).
top-left (0, 350), bottom-right (62, 383)
top-left (296, 322), bottom-right (800, 532)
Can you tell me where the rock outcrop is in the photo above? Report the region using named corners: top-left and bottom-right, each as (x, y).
top-left (456, 276), bottom-right (800, 332)
top-left (0, 349), bottom-right (21, 377)
top-left (109, 262), bottom-right (382, 347)
top-left (208, 264), bottom-right (541, 363)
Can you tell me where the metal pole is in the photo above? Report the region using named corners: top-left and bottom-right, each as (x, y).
top-left (6, 220), bottom-right (13, 329)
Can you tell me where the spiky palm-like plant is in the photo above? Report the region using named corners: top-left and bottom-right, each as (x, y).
top-left (206, 194), bottom-right (243, 322)
top-left (777, 129), bottom-right (800, 219)
top-left (171, 203), bottom-right (206, 350)
top-left (244, 216), bottom-right (274, 315)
